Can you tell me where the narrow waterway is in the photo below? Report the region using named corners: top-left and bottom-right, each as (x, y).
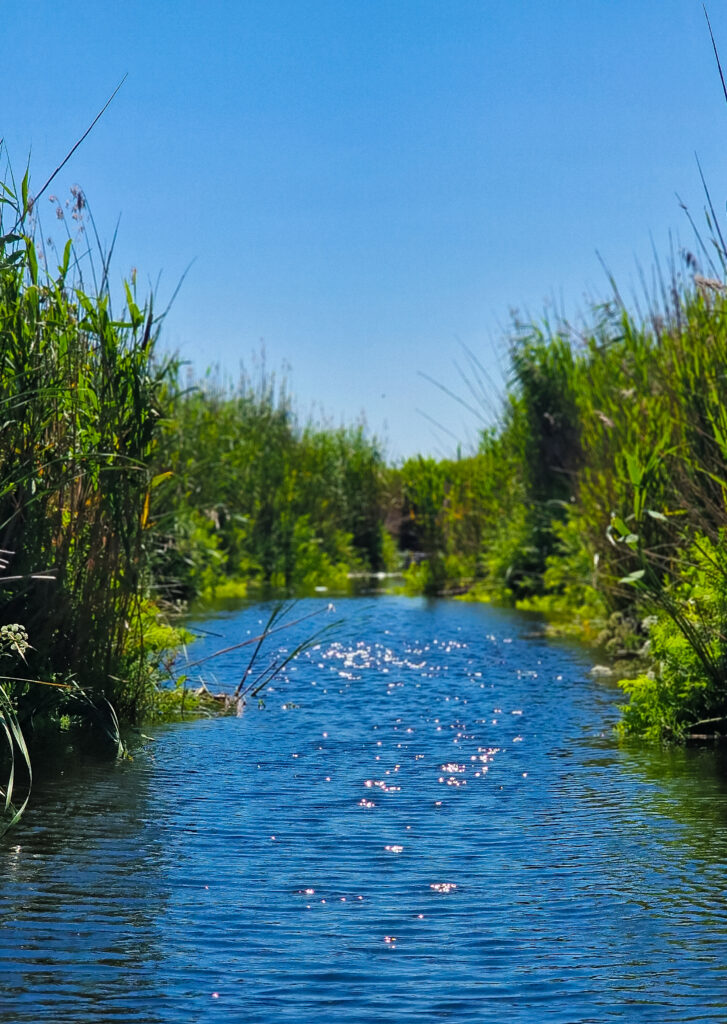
top-left (1, 597), bottom-right (726, 1023)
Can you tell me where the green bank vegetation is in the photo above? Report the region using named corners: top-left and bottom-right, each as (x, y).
top-left (152, 366), bottom-right (393, 600)
top-left (4, 158), bottom-right (217, 767)
top-left (391, 272), bottom-right (727, 744)
top-left (0, 162), bottom-right (177, 830)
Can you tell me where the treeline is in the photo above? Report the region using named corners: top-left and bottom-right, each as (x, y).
top-left (151, 378), bottom-right (521, 602)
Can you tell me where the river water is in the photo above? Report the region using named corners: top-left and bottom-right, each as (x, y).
top-left (1, 596), bottom-right (726, 1023)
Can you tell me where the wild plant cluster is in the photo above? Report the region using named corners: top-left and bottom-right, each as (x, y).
top-left (402, 283), bottom-right (727, 742)
top-left (153, 367), bottom-right (391, 598)
top-left (0, 164), bottom-right (181, 793)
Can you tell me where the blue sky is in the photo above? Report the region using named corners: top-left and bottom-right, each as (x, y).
top-left (3, 1), bottom-right (727, 459)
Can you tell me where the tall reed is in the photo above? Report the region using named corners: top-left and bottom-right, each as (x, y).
top-left (153, 365), bottom-right (390, 597)
top-left (0, 164), bottom-right (175, 742)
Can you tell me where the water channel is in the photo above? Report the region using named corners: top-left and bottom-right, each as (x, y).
top-left (1, 596), bottom-right (726, 1022)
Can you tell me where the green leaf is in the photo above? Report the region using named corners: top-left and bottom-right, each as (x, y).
top-left (26, 239), bottom-right (38, 284)
top-left (151, 470), bottom-right (173, 488)
top-left (124, 281), bottom-right (143, 328)
top-left (2, 250), bottom-right (25, 266)
top-left (21, 169), bottom-right (29, 213)
top-left (619, 569), bottom-right (645, 585)
top-left (611, 515), bottom-right (629, 537)
top-left (59, 238), bottom-right (72, 278)
top-left (625, 451), bottom-right (643, 487)
top-left (77, 292), bottom-right (95, 316)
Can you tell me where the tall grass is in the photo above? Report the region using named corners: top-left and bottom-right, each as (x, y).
top-left (453, 275), bottom-right (727, 739)
top-left (152, 365), bottom-right (391, 598)
top-left (386, 211), bottom-right (727, 741)
top-left (0, 159), bottom-right (176, 772)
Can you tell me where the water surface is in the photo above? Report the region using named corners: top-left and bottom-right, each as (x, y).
top-left (2, 596), bottom-right (726, 1022)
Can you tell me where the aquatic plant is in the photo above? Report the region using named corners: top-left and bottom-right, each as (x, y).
top-left (0, 151), bottom-right (180, 745)
top-left (0, 622), bottom-right (32, 835)
top-left (169, 601), bottom-right (339, 716)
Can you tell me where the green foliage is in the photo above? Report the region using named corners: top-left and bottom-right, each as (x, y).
top-left (379, 524), bottom-right (400, 573)
top-left (0, 623), bottom-right (32, 835)
top-left (0, 165), bottom-right (180, 754)
top-left (619, 533), bottom-right (727, 740)
top-left (514, 509), bottom-right (608, 633)
top-left (153, 367), bottom-right (387, 597)
top-left (476, 283), bottom-right (727, 739)
top-left (507, 325), bottom-right (581, 506)
top-left (392, 452), bottom-right (491, 594)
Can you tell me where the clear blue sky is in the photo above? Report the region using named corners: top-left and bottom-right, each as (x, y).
top-left (3, 1), bottom-right (726, 459)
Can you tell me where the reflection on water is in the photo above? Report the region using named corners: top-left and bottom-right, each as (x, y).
top-left (0, 756), bottom-right (169, 1023)
top-left (1, 596), bottom-right (726, 1023)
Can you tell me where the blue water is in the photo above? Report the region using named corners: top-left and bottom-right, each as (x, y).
top-left (1, 596), bottom-right (726, 1023)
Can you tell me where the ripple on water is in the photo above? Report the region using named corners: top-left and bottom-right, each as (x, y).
top-left (1, 597), bottom-right (727, 1023)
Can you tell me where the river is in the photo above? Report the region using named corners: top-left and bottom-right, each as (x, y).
top-left (1, 596), bottom-right (726, 1022)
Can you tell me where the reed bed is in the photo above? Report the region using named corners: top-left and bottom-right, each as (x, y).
top-left (152, 365), bottom-right (392, 598)
top-left (0, 161), bottom-right (180, 829)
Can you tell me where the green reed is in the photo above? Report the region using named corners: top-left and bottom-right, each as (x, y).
top-left (153, 365), bottom-right (391, 598)
top-left (0, 161), bottom-right (175, 767)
